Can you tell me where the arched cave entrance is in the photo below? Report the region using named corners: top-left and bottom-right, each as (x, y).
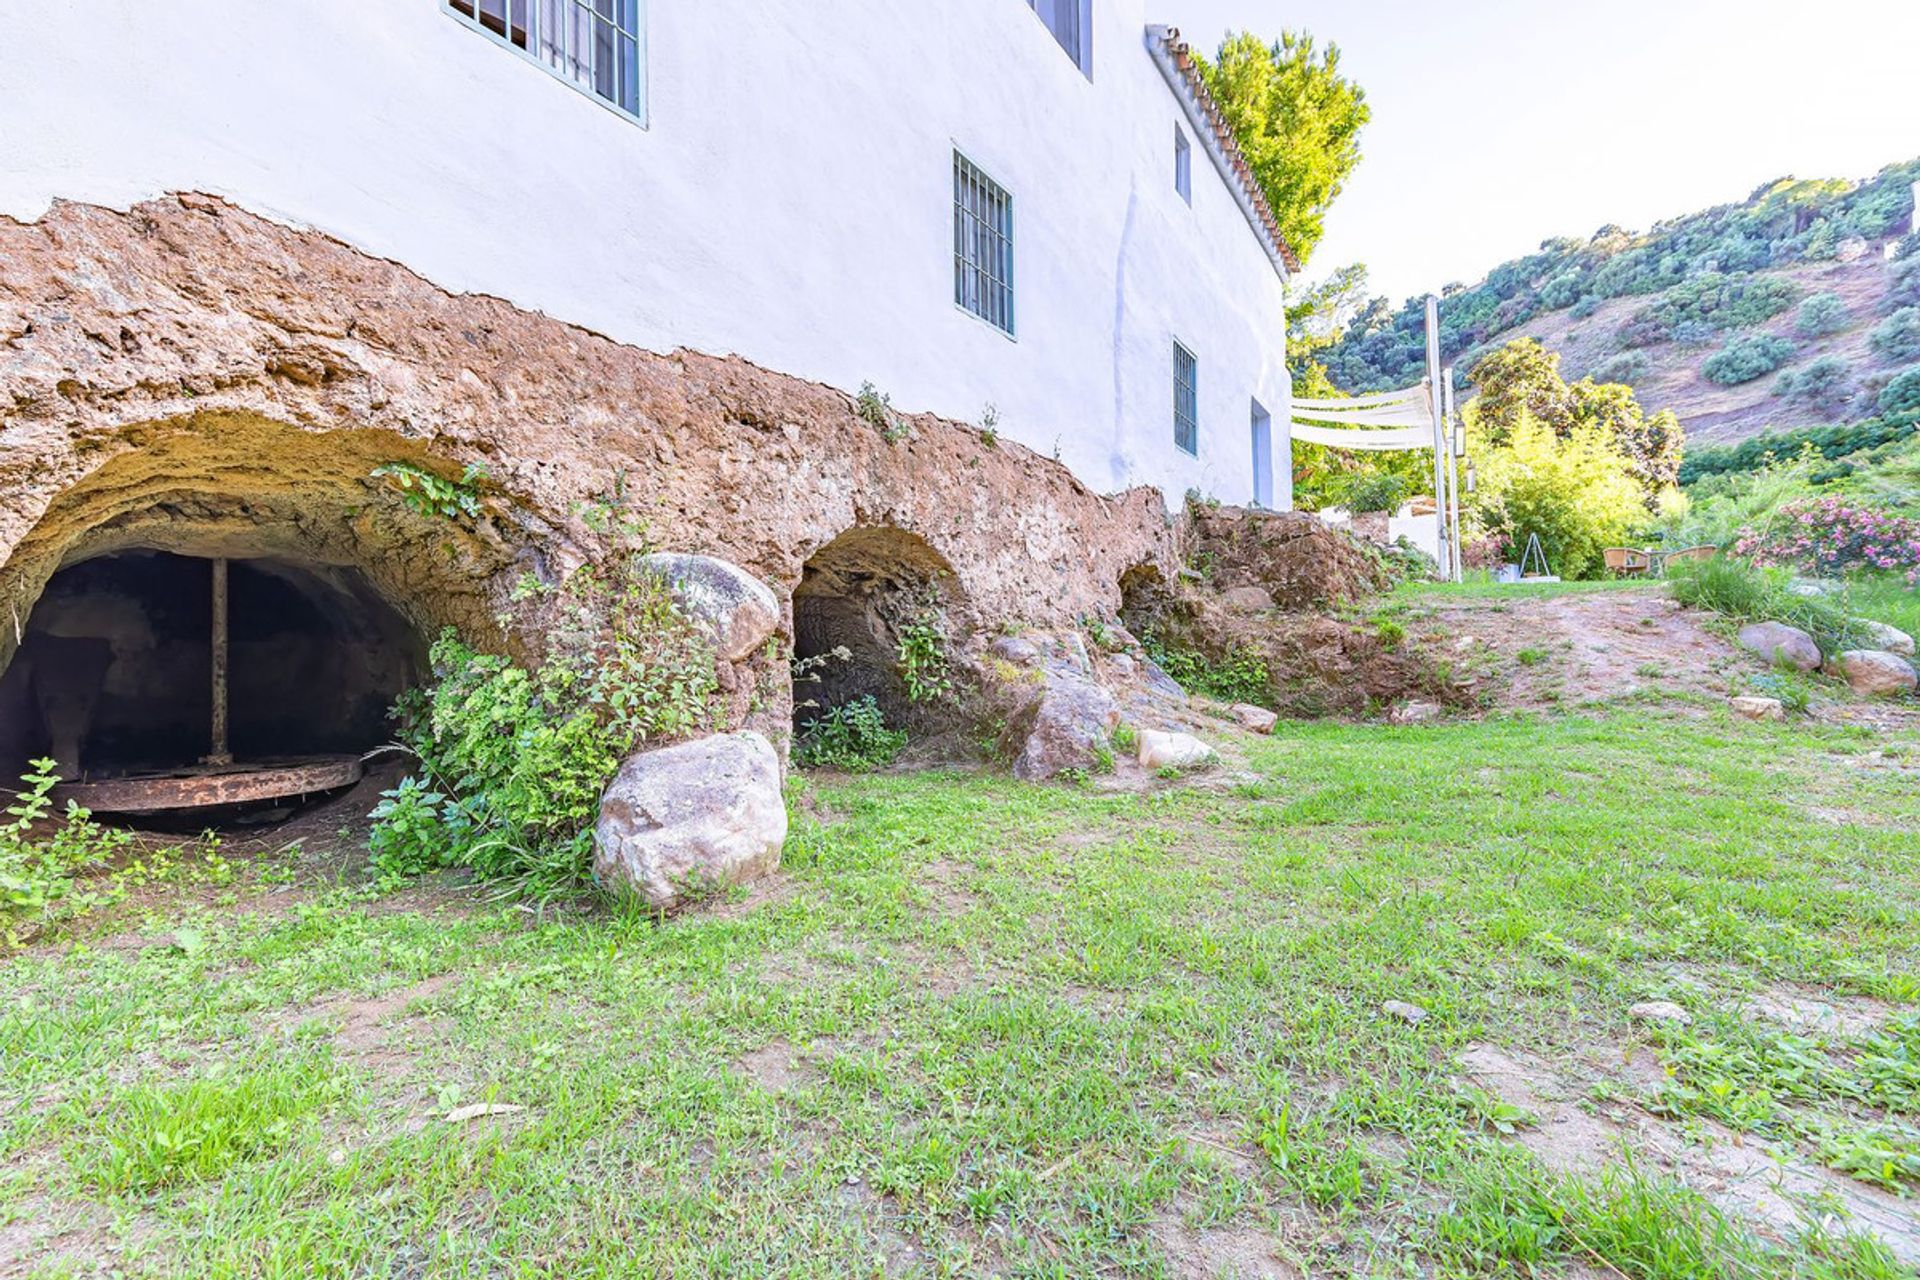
top-left (0, 550), bottom-right (425, 821)
top-left (790, 527), bottom-right (965, 747)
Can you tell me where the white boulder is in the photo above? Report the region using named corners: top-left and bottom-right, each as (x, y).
top-left (1729, 695), bottom-right (1784, 721)
top-left (593, 731), bottom-right (787, 910)
top-left (1137, 729), bottom-right (1214, 770)
top-left (1857, 619), bottom-right (1916, 657)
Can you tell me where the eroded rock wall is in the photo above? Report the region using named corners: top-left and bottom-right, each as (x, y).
top-left (0, 195), bottom-right (1178, 680)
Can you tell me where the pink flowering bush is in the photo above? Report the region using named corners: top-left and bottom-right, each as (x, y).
top-left (1733, 498), bottom-right (1920, 585)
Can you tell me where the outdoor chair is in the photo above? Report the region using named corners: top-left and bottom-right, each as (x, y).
top-left (1602, 547), bottom-right (1652, 577)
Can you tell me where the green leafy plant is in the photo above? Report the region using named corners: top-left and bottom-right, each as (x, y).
top-left (370, 460), bottom-right (487, 521)
top-left (1666, 556), bottom-right (1866, 656)
top-left (795, 696), bottom-right (907, 772)
top-left (857, 381), bottom-right (910, 444)
top-left (896, 607), bottom-right (956, 704)
top-left (375, 558), bottom-right (722, 898)
top-left (1, 759), bottom-right (131, 948)
top-left (1795, 291), bottom-right (1850, 337)
top-left (1142, 633), bottom-right (1271, 704)
top-left (1343, 471), bottom-right (1411, 514)
top-left (1871, 307), bottom-right (1920, 364)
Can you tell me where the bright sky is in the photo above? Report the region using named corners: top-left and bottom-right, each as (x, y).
top-left (1155, 0), bottom-right (1920, 307)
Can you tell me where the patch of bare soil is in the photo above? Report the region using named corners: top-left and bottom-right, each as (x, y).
top-left (1152, 1215), bottom-right (1298, 1280)
top-left (1455, 1039), bottom-right (1920, 1265)
top-left (1419, 589), bottom-right (1743, 713)
top-left (295, 973), bottom-right (459, 1072)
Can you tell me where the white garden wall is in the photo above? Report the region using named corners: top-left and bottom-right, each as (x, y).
top-left (1, 0), bottom-right (1292, 507)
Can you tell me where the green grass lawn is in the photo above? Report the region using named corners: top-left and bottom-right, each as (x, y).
top-left (1847, 573), bottom-right (1920, 643)
top-left (3, 709), bottom-right (1919, 1277)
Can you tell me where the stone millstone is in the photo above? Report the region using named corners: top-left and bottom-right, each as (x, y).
top-left (593, 731), bottom-right (787, 910)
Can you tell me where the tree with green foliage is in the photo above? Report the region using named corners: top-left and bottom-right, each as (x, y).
top-left (1774, 356), bottom-right (1852, 407)
top-left (1198, 30), bottom-right (1369, 267)
top-left (1881, 367), bottom-right (1920, 419)
top-left (1467, 339), bottom-right (1683, 495)
top-left (1466, 413), bottom-right (1647, 580)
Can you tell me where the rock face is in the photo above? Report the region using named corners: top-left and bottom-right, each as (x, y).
top-left (1736, 622), bottom-right (1821, 672)
top-left (1136, 729), bottom-right (1214, 770)
top-left (593, 732), bottom-right (787, 909)
top-left (1183, 506), bottom-right (1389, 610)
top-left (1729, 695), bottom-right (1785, 721)
top-left (1835, 650), bottom-right (1919, 698)
top-left (1012, 669), bottom-right (1120, 781)
top-left (0, 195), bottom-right (1178, 684)
top-left (1858, 619), bottom-right (1917, 657)
top-left (640, 554), bottom-right (779, 662)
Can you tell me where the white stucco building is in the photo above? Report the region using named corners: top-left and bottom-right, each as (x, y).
top-left (2, 0), bottom-right (1296, 508)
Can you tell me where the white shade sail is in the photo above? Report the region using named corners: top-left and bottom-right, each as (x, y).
top-left (1290, 423), bottom-right (1436, 451)
top-left (1290, 383), bottom-right (1435, 448)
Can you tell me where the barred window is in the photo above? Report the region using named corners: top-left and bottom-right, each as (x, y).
top-left (447, 0), bottom-right (645, 122)
top-left (954, 152), bottom-right (1015, 336)
top-left (1173, 342), bottom-right (1198, 455)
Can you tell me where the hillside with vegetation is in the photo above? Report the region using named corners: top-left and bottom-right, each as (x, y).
top-left (1322, 160), bottom-right (1920, 445)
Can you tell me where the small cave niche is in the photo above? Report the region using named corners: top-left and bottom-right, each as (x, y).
top-left (0, 550), bottom-right (425, 817)
top-left (1118, 562), bottom-right (1173, 641)
top-left (790, 527), bottom-right (963, 743)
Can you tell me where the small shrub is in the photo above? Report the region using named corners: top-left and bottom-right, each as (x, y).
top-left (896, 606), bottom-right (956, 704)
top-left (1879, 367), bottom-right (1920, 420)
top-left (1142, 635), bottom-right (1271, 704)
top-left (1746, 670), bottom-right (1811, 715)
top-left (1516, 647), bottom-right (1549, 667)
top-left (795, 697), bottom-right (907, 771)
top-left (1890, 256), bottom-right (1920, 310)
top-left (1733, 497), bottom-right (1920, 584)
top-left (1794, 292), bottom-right (1850, 337)
top-left (375, 558), bottom-right (723, 898)
top-left (1589, 351), bottom-right (1649, 384)
top-left (1774, 356), bottom-right (1851, 405)
top-left (1869, 308), bottom-right (1920, 363)
top-left (857, 381), bottom-right (909, 443)
top-left (1702, 334), bottom-right (1795, 386)
top-left (1, 760), bottom-right (131, 948)
top-left (1569, 296), bottom-right (1601, 321)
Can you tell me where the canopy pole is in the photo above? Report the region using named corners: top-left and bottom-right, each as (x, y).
top-left (204, 557), bottom-right (232, 767)
top-left (1443, 368), bottom-right (1463, 583)
top-left (1424, 295), bottom-right (1448, 581)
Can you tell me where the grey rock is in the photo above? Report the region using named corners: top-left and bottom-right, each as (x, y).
top-left (1857, 619), bottom-right (1916, 657)
top-left (1736, 621), bottom-right (1821, 672)
top-left (1106, 652), bottom-right (1137, 677)
top-left (1628, 1000), bottom-right (1691, 1026)
top-left (1835, 649), bottom-right (1918, 697)
top-left (1382, 1000), bottom-right (1429, 1026)
top-left (990, 634), bottom-right (1041, 667)
top-left (593, 732), bottom-right (787, 910)
top-left (639, 553), bottom-right (779, 663)
top-left (1013, 670), bottom-right (1119, 780)
top-left (1136, 654), bottom-right (1188, 702)
top-left (1137, 729), bottom-right (1214, 769)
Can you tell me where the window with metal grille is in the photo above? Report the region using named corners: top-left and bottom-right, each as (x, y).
top-left (1173, 342), bottom-right (1199, 455)
top-left (954, 152), bottom-right (1015, 336)
top-left (1174, 125), bottom-right (1192, 204)
top-left (1026, 0), bottom-right (1091, 73)
top-left (446, 0), bottom-right (645, 122)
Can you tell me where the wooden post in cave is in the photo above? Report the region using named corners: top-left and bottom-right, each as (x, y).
top-left (203, 557), bottom-right (232, 767)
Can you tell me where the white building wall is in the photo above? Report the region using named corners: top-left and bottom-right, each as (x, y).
top-left (0, 0), bottom-right (1292, 508)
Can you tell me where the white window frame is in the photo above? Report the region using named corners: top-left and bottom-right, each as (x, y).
top-left (1174, 124), bottom-right (1192, 205)
top-left (953, 149), bottom-right (1017, 340)
top-left (1025, 0), bottom-right (1093, 76)
top-left (444, 0), bottom-right (649, 127)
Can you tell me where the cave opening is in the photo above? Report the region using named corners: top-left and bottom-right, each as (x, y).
top-left (790, 527), bottom-right (963, 747)
top-left (0, 550), bottom-right (426, 820)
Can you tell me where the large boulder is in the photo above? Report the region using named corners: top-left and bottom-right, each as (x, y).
top-left (1736, 621), bottom-right (1821, 672)
top-left (1835, 650), bottom-right (1918, 698)
top-left (593, 731), bottom-right (787, 909)
top-left (1857, 619), bottom-right (1916, 658)
top-left (1013, 669), bottom-right (1119, 780)
top-left (639, 553), bottom-right (780, 662)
